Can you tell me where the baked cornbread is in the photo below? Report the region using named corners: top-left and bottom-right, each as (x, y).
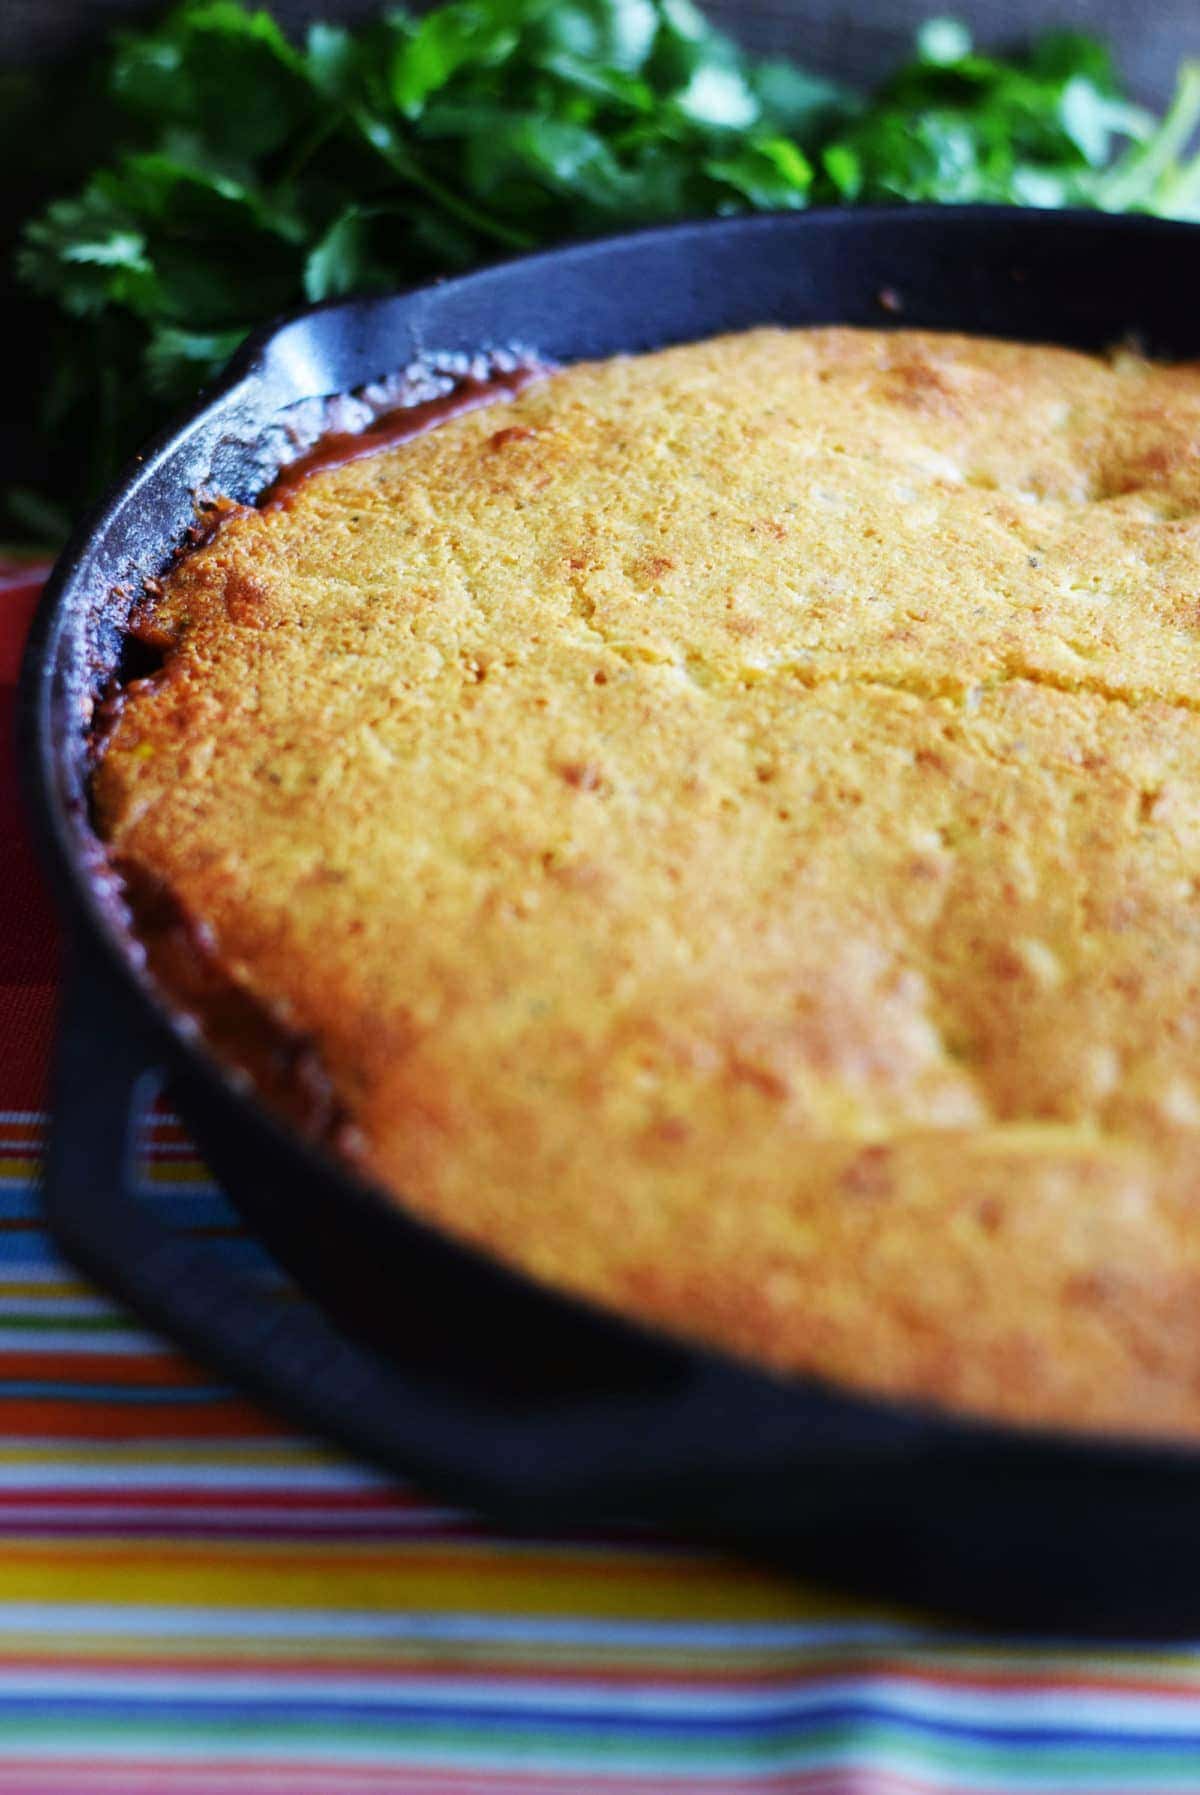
top-left (93, 326), bottom-right (1200, 1439)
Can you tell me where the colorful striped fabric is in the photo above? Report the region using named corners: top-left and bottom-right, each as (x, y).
top-left (8, 562), bottom-right (1200, 1791)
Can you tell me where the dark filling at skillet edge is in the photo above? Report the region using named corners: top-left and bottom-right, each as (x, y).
top-left (88, 352), bottom-right (552, 1144)
top-left (261, 360), bottom-right (544, 507)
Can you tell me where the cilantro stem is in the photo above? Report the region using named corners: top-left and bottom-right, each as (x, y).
top-left (350, 107), bottom-right (535, 250)
top-left (1098, 61), bottom-right (1200, 211)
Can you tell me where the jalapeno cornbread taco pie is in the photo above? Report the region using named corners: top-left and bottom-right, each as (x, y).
top-left (92, 326), bottom-right (1200, 1439)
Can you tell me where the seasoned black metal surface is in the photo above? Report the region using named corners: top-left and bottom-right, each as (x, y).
top-left (22, 209), bottom-right (1200, 1632)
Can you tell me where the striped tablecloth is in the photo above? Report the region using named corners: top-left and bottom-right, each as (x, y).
top-left (7, 562), bottom-right (1200, 1792)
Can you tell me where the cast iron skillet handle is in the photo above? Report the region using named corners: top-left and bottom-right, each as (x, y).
top-left (45, 949), bottom-right (925, 1523)
top-left (42, 949), bottom-right (488, 1484)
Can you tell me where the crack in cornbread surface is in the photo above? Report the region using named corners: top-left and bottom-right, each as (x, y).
top-left (94, 326), bottom-right (1200, 1438)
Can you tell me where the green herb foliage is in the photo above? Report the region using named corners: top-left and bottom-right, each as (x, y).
top-left (14, 1), bottom-right (1200, 528)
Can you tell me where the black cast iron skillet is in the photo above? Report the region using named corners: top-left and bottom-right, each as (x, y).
top-left (22, 207), bottom-right (1200, 1634)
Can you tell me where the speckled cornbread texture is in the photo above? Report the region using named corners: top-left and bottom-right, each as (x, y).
top-left (95, 326), bottom-right (1200, 1439)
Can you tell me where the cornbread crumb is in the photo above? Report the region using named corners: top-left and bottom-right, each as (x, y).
top-left (94, 327), bottom-right (1200, 1438)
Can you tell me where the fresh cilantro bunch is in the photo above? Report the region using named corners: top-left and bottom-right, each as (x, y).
top-left (16, 0), bottom-right (842, 520)
top-left (13, 0), bottom-right (1200, 530)
top-left (823, 18), bottom-right (1200, 210)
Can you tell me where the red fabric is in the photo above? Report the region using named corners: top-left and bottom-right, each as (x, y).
top-left (1, 563), bottom-right (59, 1108)
top-left (0, 564), bottom-right (48, 681)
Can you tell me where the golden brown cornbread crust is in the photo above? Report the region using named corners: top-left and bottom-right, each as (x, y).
top-left (94, 326), bottom-right (1200, 1439)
